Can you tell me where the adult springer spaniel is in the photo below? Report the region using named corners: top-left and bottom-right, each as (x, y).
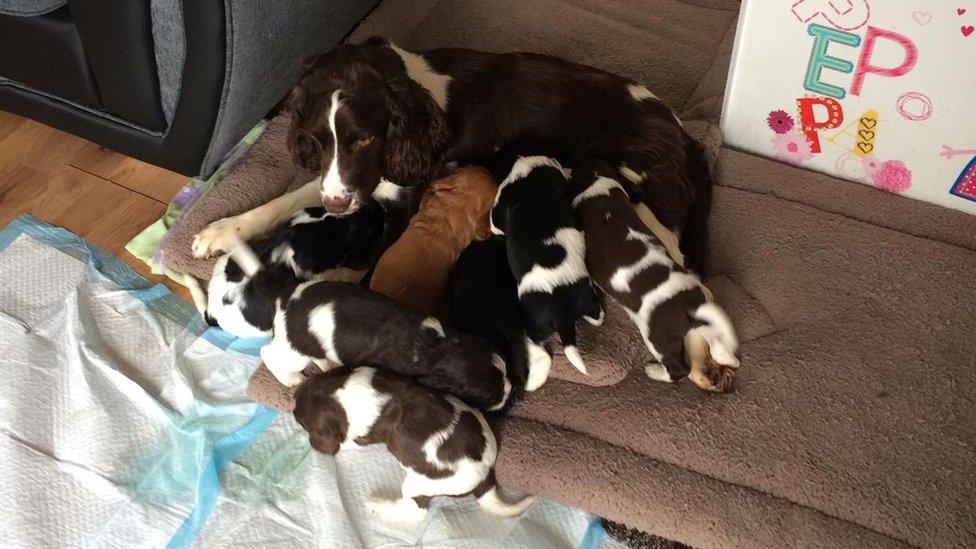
top-left (192, 37), bottom-right (713, 273)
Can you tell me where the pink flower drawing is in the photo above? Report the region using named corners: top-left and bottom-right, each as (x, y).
top-left (767, 110), bottom-right (795, 134)
top-left (869, 159), bottom-right (912, 193)
top-left (771, 129), bottom-right (813, 165)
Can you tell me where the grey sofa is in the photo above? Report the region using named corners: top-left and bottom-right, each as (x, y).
top-left (0, 0), bottom-right (380, 176)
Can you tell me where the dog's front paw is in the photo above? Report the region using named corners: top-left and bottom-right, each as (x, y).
top-left (192, 216), bottom-right (249, 258)
top-left (689, 359), bottom-right (736, 393)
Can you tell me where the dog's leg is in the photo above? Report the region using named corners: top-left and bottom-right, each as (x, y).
top-left (367, 473), bottom-right (429, 522)
top-left (260, 336), bottom-right (312, 387)
top-left (524, 337), bottom-right (552, 391)
top-left (644, 362), bottom-right (676, 383)
top-left (633, 203), bottom-right (684, 268)
top-left (192, 180), bottom-right (321, 258)
top-left (183, 274), bottom-right (209, 319)
top-left (313, 358), bottom-right (338, 372)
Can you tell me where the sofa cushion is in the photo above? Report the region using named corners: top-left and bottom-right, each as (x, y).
top-left (0, 7), bottom-right (102, 108)
top-left (0, 0), bottom-right (64, 16)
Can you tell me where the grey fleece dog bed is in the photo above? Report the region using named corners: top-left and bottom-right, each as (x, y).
top-left (164, 1), bottom-right (976, 546)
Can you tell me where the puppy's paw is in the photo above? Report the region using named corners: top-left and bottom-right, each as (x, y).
top-left (644, 363), bottom-right (676, 383)
top-left (192, 216), bottom-right (250, 258)
top-left (689, 359), bottom-right (736, 393)
top-left (366, 497), bottom-right (427, 522)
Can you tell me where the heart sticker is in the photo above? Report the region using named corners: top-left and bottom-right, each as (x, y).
top-left (958, 8), bottom-right (968, 15)
top-left (859, 117), bottom-right (878, 130)
top-left (857, 142), bottom-right (874, 154)
top-left (964, 25), bottom-right (975, 37)
top-left (858, 129), bottom-right (876, 142)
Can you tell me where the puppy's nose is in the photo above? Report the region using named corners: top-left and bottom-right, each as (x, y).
top-left (323, 195), bottom-right (352, 213)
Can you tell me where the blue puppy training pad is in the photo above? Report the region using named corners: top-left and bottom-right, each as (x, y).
top-left (0, 215), bottom-right (275, 547)
top-left (0, 215), bottom-right (617, 548)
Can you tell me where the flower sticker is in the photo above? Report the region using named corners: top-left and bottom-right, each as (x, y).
top-left (869, 159), bottom-right (912, 193)
top-left (767, 110), bottom-right (795, 134)
top-left (771, 129), bottom-right (813, 165)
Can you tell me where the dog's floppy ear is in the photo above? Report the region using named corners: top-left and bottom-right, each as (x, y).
top-left (284, 86), bottom-right (323, 172)
top-left (382, 72), bottom-right (449, 185)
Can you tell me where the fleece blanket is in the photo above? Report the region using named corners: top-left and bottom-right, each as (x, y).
top-left (0, 215), bottom-right (618, 548)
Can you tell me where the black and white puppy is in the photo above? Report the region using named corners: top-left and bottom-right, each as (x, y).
top-left (447, 238), bottom-right (552, 394)
top-left (262, 281), bottom-right (514, 411)
top-left (294, 366), bottom-right (535, 521)
top-left (488, 149), bottom-right (604, 375)
top-left (186, 199), bottom-right (386, 338)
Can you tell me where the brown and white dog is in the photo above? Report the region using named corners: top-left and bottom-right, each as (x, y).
top-left (369, 165), bottom-right (497, 316)
top-left (191, 37), bottom-right (713, 275)
top-left (294, 366), bottom-right (535, 521)
top-left (568, 161), bottom-right (739, 392)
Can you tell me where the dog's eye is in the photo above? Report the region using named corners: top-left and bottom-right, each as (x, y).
top-left (352, 136), bottom-right (375, 150)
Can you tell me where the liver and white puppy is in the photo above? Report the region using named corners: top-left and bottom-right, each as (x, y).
top-left (186, 200), bottom-right (385, 338)
top-left (261, 281), bottom-right (514, 411)
top-left (294, 366), bottom-right (535, 521)
top-left (448, 238), bottom-right (551, 395)
top-left (370, 165), bottom-right (497, 316)
top-left (489, 149), bottom-right (603, 375)
top-left (569, 161), bottom-right (739, 392)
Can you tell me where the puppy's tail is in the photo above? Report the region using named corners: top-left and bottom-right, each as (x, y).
top-left (556, 322), bottom-right (587, 375)
top-left (225, 234), bottom-right (263, 277)
top-left (475, 469), bottom-right (535, 517)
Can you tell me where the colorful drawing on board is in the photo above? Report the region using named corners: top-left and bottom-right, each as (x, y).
top-left (835, 152), bottom-right (869, 180)
top-left (941, 146), bottom-right (976, 160)
top-left (896, 92), bottom-right (933, 122)
top-left (853, 110), bottom-right (879, 157)
top-left (912, 11), bottom-right (932, 25)
top-left (790, 0), bottom-right (872, 31)
top-left (949, 156), bottom-right (976, 202)
top-left (772, 129), bottom-right (814, 165)
top-left (863, 157), bottom-right (912, 193)
top-left (767, 110), bottom-right (796, 134)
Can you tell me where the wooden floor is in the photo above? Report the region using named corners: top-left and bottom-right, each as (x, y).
top-left (0, 111), bottom-right (191, 300)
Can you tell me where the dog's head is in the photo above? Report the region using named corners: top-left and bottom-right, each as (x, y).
top-left (285, 38), bottom-right (449, 213)
top-left (293, 369), bottom-right (353, 455)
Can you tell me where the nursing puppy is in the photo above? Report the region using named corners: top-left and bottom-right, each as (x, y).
top-left (489, 149), bottom-right (603, 375)
top-left (448, 238), bottom-right (551, 395)
top-left (294, 366), bottom-right (535, 521)
top-left (186, 200), bottom-right (385, 338)
top-left (569, 161), bottom-right (739, 392)
top-left (261, 281), bottom-right (514, 411)
top-left (370, 166), bottom-right (497, 316)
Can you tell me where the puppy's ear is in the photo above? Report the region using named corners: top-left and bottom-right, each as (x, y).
top-left (383, 73), bottom-right (450, 185)
top-left (474, 216), bottom-right (494, 241)
top-left (309, 432), bottom-right (341, 455)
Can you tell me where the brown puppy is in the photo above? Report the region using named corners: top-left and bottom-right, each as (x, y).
top-left (370, 166), bottom-right (497, 315)
top-left (569, 161), bottom-right (740, 392)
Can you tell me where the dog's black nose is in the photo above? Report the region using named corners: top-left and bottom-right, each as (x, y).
top-left (323, 195), bottom-right (352, 213)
